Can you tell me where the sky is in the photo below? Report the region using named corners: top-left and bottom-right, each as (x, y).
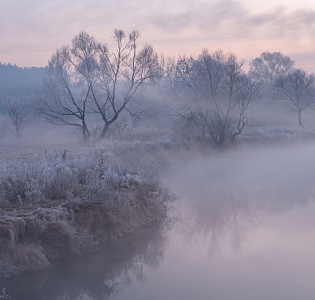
top-left (2, 0), bottom-right (315, 71)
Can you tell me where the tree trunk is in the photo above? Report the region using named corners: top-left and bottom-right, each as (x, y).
top-left (212, 133), bottom-right (225, 148)
top-left (99, 124), bottom-right (109, 140)
top-left (99, 115), bottom-right (119, 140)
top-left (82, 122), bottom-right (90, 145)
top-left (82, 132), bottom-right (90, 145)
top-left (298, 110), bottom-right (303, 127)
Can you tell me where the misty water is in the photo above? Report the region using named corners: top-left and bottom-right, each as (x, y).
top-left (2, 143), bottom-right (315, 300)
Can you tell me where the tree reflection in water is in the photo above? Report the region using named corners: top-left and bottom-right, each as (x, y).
top-left (179, 178), bottom-right (315, 255)
top-left (1, 221), bottom-right (169, 300)
top-left (180, 190), bottom-right (257, 255)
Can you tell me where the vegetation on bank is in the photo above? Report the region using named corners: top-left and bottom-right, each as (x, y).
top-left (3, 38), bottom-right (315, 148)
top-left (0, 149), bottom-right (174, 280)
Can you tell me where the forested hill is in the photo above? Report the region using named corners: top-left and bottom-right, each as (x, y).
top-left (0, 63), bottom-right (48, 97)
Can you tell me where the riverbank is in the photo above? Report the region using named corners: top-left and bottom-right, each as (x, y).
top-left (1, 127), bottom-right (314, 280)
top-left (0, 149), bottom-right (174, 280)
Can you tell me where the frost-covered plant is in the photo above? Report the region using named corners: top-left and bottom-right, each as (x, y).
top-left (0, 148), bottom-right (174, 281)
top-left (0, 149), bottom-right (165, 207)
top-left (0, 288), bottom-right (10, 299)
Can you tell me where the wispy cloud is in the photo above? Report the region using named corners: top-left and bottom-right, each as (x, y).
top-left (151, 0), bottom-right (315, 41)
top-left (1, 0), bottom-right (315, 68)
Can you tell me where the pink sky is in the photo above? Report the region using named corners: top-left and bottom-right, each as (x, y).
top-left (2, 0), bottom-right (315, 72)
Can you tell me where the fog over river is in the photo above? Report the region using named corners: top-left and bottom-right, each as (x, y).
top-left (2, 143), bottom-right (315, 300)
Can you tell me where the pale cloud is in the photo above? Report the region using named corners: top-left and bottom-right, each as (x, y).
top-left (1, 0), bottom-right (315, 71)
top-left (150, 0), bottom-right (315, 41)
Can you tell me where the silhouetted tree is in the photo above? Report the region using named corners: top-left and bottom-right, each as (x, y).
top-left (274, 69), bottom-right (315, 127)
top-left (37, 39), bottom-right (94, 144)
top-left (1, 99), bottom-right (30, 140)
top-left (93, 29), bottom-right (160, 139)
top-left (37, 30), bottom-right (160, 143)
top-left (249, 51), bottom-right (295, 88)
top-left (172, 50), bottom-right (263, 147)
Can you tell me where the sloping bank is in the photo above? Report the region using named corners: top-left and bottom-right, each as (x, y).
top-left (0, 149), bottom-right (174, 280)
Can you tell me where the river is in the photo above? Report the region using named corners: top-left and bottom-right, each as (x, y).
top-left (2, 144), bottom-right (315, 300)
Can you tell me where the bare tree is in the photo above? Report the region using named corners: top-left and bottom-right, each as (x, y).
top-left (37, 36), bottom-right (96, 144)
top-left (274, 69), bottom-right (315, 127)
top-left (172, 50), bottom-right (263, 147)
top-left (38, 30), bottom-right (159, 142)
top-left (92, 29), bottom-right (160, 139)
top-left (249, 51), bottom-right (295, 88)
top-left (1, 99), bottom-right (30, 140)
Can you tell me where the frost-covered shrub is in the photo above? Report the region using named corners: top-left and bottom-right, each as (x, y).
top-left (0, 147), bottom-right (174, 280)
top-left (0, 288), bottom-right (10, 299)
top-left (0, 149), bottom-right (163, 207)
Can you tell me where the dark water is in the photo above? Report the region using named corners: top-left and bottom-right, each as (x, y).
top-left (2, 144), bottom-right (315, 300)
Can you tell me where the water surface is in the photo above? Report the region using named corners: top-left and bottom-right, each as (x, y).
top-left (2, 144), bottom-right (315, 300)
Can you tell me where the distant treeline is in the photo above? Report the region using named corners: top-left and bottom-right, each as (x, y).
top-left (0, 62), bottom-right (47, 97)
